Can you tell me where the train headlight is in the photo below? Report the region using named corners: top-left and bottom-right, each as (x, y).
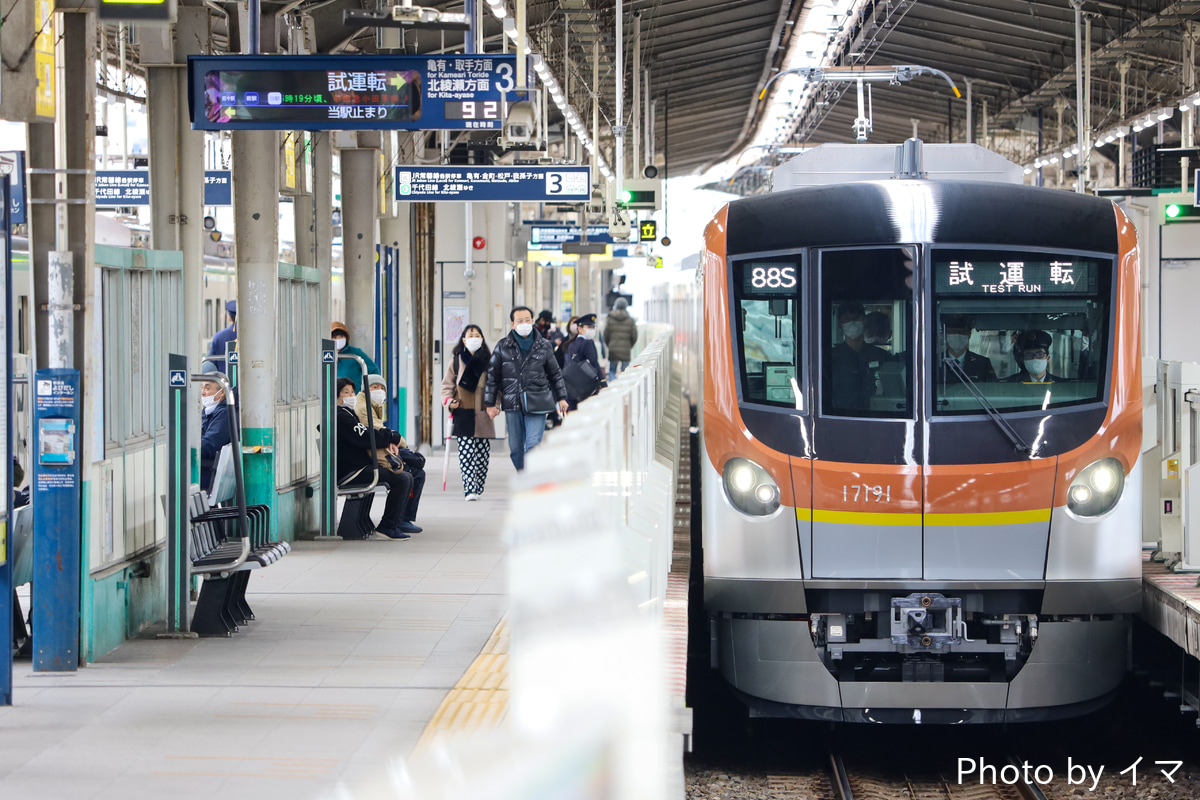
top-left (1066, 458), bottom-right (1125, 518)
top-left (723, 458), bottom-right (781, 516)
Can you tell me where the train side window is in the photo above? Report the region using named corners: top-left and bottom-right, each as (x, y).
top-left (731, 259), bottom-right (801, 409)
top-left (819, 248), bottom-right (914, 419)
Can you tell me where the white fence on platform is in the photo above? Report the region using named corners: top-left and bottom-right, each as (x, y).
top-left (376, 325), bottom-right (686, 800)
top-left (1147, 358), bottom-right (1200, 571)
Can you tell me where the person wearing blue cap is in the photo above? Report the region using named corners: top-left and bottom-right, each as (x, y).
top-left (209, 299), bottom-right (237, 359)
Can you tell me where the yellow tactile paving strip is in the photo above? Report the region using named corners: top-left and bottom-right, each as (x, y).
top-left (414, 616), bottom-right (509, 751)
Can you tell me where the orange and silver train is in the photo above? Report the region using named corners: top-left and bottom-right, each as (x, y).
top-left (698, 142), bottom-right (1142, 724)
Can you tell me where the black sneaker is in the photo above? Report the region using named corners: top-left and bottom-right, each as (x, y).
top-left (397, 520), bottom-right (423, 534)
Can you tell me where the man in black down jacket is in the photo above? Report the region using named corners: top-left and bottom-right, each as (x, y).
top-left (485, 306), bottom-right (568, 470)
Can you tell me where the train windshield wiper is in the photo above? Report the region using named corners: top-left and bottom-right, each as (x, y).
top-left (943, 357), bottom-right (1032, 456)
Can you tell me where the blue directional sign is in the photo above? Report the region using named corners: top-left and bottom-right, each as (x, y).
top-left (169, 369), bottom-right (187, 388)
top-left (0, 151), bottom-right (26, 224)
top-left (527, 224), bottom-right (614, 250)
top-left (96, 171), bottom-right (150, 206)
top-left (204, 171), bottom-right (232, 205)
top-left (227, 351), bottom-right (239, 365)
top-left (189, 54), bottom-right (524, 131)
top-left (396, 166), bottom-right (591, 202)
top-left (322, 350), bottom-right (335, 364)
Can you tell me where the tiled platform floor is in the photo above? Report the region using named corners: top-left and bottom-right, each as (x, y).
top-left (0, 453), bottom-right (513, 800)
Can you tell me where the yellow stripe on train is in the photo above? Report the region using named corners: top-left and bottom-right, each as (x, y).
top-left (798, 508), bottom-right (1052, 526)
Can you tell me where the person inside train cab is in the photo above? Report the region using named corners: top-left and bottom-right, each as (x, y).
top-left (828, 301), bottom-right (891, 411)
top-left (1006, 329), bottom-right (1062, 384)
top-left (332, 320), bottom-right (380, 389)
top-left (199, 363), bottom-right (232, 494)
top-left (940, 314), bottom-right (996, 383)
top-left (209, 299), bottom-right (237, 359)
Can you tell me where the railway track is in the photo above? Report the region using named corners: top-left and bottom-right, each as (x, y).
top-left (797, 751), bottom-right (1052, 800)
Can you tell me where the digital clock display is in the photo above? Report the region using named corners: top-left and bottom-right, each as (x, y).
top-left (741, 262), bottom-right (799, 295)
top-left (443, 100), bottom-right (502, 120)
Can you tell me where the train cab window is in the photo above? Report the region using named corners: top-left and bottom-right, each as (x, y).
top-left (932, 250), bottom-right (1111, 415)
top-left (820, 248), bottom-right (914, 418)
top-left (732, 259), bottom-right (801, 408)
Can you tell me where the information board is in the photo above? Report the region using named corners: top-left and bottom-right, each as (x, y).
top-left (528, 223), bottom-right (614, 250)
top-left (396, 166), bottom-right (591, 202)
top-left (188, 54), bottom-right (524, 131)
top-left (96, 171), bottom-right (150, 205)
top-left (0, 151), bottom-right (26, 224)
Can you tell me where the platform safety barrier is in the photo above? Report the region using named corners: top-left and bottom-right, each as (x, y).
top-left (379, 326), bottom-right (685, 800)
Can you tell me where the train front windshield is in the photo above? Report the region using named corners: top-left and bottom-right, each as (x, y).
top-left (932, 249), bottom-right (1112, 415)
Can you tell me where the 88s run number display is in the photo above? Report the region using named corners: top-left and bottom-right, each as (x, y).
top-left (742, 262), bottom-right (799, 295)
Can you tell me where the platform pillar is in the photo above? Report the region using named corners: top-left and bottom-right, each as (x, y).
top-left (342, 147), bottom-right (378, 362)
top-left (313, 132), bottom-right (334, 336)
top-left (232, 130), bottom-right (279, 528)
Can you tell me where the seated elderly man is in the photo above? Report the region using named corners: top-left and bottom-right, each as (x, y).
top-left (198, 363), bottom-right (232, 495)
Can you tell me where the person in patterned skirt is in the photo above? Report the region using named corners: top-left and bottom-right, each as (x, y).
top-left (441, 324), bottom-right (496, 500)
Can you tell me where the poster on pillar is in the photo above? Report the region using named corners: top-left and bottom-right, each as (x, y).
top-left (443, 307), bottom-right (469, 355)
top-left (280, 133), bottom-right (297, 195)
top-left (34, 0), bottom-right (55, 120)
top-left (188, 54), bottom-right (524, 131)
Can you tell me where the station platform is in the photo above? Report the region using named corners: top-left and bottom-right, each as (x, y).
top-left (1142, 550), bottom-right (1200, 661)
top-left (0, 454), bottom-right (513, 799)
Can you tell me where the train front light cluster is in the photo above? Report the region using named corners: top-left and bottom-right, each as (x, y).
top-left (1066, 457), bottom-right (1125, 518)
top-left (723, 458), bottom-right (781, 516)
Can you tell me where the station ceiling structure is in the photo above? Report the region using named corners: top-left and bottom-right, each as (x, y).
top-left (147, 1), bottom-right (1200, 180)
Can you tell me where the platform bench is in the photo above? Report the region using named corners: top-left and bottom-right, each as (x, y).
top-left (188, 485), bottom-right (289, 637)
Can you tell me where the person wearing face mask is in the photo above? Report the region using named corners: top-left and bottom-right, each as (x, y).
top-left (355, 374), bottom-right (427, 529)
top-left (828, 301), bottom-right (892, 412)
top-left (441, 325), bottom-right (496, 500)
top-left (1006, 330), bottom-right (1062, 384)
top-left (332, 320), bottom-right (380, 388)
top-left (535, 310), bottom-right (565, 347)
top-left (199, 365), bottom-right (232, 494)
top-left (939, 314), bottom-right (996, 383)
top-left (485, 306), bottom-right (569, 471)
top-left (336, 378), bottom-right (415, 539)
top-left (563, 313), bottom-right (607, 410)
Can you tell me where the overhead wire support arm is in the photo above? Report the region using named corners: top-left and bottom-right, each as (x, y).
top-left (757, 65), bottom-right (962, 143)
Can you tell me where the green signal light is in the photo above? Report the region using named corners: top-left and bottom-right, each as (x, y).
top-left (1167, 204), bottom-right (1184, 218)
top-left (619, 189), bottom-right (633, 204)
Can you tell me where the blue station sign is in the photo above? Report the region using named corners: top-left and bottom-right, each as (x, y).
top-left (188, 54), bottom-right (524, 131)
top-left (0, 151), bottom-right (26, 224)
top-left (204, 171), bottom-right (232, 205)
top-left (96, 171), bottom-right (151, 205)
top-left (395, 166), bottom-right (591, 202)
top-left (527, 224), bottom-right (614, 250)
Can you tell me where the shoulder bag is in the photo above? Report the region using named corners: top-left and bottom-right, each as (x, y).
top-left (562, 354), bottom-right (601, 399)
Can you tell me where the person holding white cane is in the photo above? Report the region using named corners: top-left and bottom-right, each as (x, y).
top-left (440, 324), bottom-right (495, 500)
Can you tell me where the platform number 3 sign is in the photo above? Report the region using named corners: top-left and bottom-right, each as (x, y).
top-left (546, 171), bottom-right (589, 197)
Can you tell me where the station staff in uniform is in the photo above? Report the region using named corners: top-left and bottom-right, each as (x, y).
top-left (209, 300), bottom-right (237, 359)
top-left (829, 301), bottom-right (891, 411)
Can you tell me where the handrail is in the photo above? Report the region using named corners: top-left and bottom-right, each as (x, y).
top-left (336, 352), bottom-right (379, 493)
top-left (192, 371), bottom-right (251, 549)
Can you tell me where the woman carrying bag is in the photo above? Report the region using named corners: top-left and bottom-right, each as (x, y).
top-left (562, 313), bottom-right (607, 411)
top-left (440, 325), bottom-right (496, 501)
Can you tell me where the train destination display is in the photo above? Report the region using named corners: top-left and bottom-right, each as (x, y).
top-left (935, 253), bottom-right (1101, 294)
top-left (188, 54), bottom-right (522, 131)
